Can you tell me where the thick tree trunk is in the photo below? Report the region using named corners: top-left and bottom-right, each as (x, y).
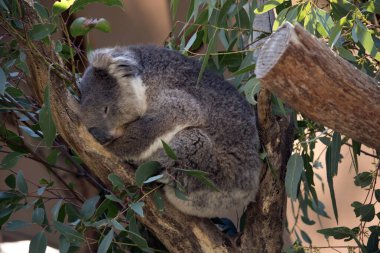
top-left (239, 2), bottom-right (293, 252)
top-left (256, 22), bottom-right (380, 151)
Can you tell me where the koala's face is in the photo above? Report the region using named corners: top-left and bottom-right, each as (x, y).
top-left (79, 65), bottom-right (144, 145)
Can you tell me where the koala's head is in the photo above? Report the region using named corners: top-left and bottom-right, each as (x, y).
top-left (79, 48), bottom-right (147, 145)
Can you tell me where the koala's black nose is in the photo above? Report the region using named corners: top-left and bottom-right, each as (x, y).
top-left (88, 127), bottom-right (113, 144)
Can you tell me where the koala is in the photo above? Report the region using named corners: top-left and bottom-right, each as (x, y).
top-left (78, 45), bottom-right (262, 218)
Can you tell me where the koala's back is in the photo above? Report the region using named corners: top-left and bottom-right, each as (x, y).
top-left (129, 46), bottom-right (261, 201)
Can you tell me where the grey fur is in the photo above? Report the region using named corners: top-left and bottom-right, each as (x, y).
top-left (78, 45), bottom-right (262, 218)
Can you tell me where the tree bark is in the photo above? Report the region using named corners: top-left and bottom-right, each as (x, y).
top-left (255, 22), bottom-right (380, 151)
top-left (239, 2), bottom-right (293, 252)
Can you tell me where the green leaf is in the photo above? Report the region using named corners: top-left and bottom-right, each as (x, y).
top-left (16, 170), bottom-right (28, 194)
top-left (254, 0), bottom-right (284, 14)
top-left (0, 67), bottom-right (6, 95)
top-left (197, 27), bottom-right (217, 85)
top-left (59, 236), bottom-right (70, 253)
top-left (37, 187), bottom-right (46, 196)
top-left (135, 161), bottom-right (161, 187)
top-left (80, 195), bottom-right (100, 219)
top-left (352, 202), bottom-right (375, 222)
top-left (34, 2), bottom-right (49, 19)
top-left (179, 168), bottom-right (219, 191)
top-left (97, 228), bottom-right (114, 253)
top-left (28, 24), bottom-right (56, 41)
top-left (108, 173), bottom-right (125, 191)
top-left (53, 0), bottom-right (75, 15)
top-left (51, 199), bottom-right (63, 221)
top-left (161, 140), bottom-right (177, 160)
top-left (367, 228), bottom-right (380, 252)
top-left (32, 208), bottom-right (45, 225)
top-left (105, 194), bottom-right (124, 204)
top-left (54, 221), bottom-right (85, 244)
top-left (69, 17), bottom-right (90, 37)
top-left (127, 216), bottom-right (149, 249)
top-left (354, 172), bottom-right (373, 188)
top-left (111, 219), bottom-right (126, 231)
top-left (375, 189), bottom-right (380, 202)
top-left (129, 202), bottom-right (144, 217)
top-left (39, 86), bottom-right (56, 147)
top-left (1, 152), bottom-right (23, 169)
top-left (94, 18), bottom-right (111, 33)
top-left (70, 0), bottom-right (123, 14)
top-left (325, 132), bottom-right (341, 223)
top-left (6, 220), bottom-right (29, 231)
top-left (353, 20), bottom-right (380, 61)
top-left (300, 230), bottom-right (312, 244)
top-left (285, 154), bottom-right (304, 200)
top-left (242, 77), bottom-right (260, 105)
top-left (5, 86), bottom-right (23, 97)
top-left (5, 174), bottom-right (16, 189)
top-left (317, 226), bottom-right (354, 240)
top-left (29, 232), bottom-right (47, 253)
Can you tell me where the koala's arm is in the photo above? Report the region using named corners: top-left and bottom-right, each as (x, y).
top-left (105, 89), bottom-right (204, 162)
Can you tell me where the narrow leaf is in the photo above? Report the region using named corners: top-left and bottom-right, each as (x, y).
top-left (285, 154), bottom-right (304, 200)
top-left (39, 86), bottom-right (56, 147)
top-left (129, 202), bottom-right (144, 217)
top-left (161, 140), bottom-right (177, 160)
top-left (16, 170), bottom-right (28, 194)
top-left (326, 132), bottom-right (341, 222)
top-left (29, 232), bottom-right (47, 253)
top-left (97, 228), bottom-right (114, 253)
top-left (32, 208), bottom-right (45, 225)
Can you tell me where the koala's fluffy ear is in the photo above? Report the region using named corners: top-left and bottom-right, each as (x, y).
top-left (88, 48), bottom-right (141, 78)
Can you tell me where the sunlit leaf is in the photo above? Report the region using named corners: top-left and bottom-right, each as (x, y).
top-left (53, 0), bottom-right (75, 15)
top-left (254, 0), bottom-right (284, 14)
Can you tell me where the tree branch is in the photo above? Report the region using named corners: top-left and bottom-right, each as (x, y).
top-left (255, 22), bottom-right (380, 151)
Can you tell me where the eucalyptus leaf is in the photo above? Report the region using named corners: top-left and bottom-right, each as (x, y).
top-left (254, 0), bottom-right (284, 14)
top-left (285, 154), bottom-right (304, 200)
top-left (1, 152), bottom-right (23, 169)
top-left (29, 232), bottom-right (47, 253)
top-left (80, 195), bottom-right (100, 219)
top-left (129, 202), bottom-right (144, 217)
top-left (39, 86), bottom-right (56, 147)
top-left (29, 24), bottom-right (56, 41)
top-left (161, 140), bottom-right (177, 160)
top-left (32, 208), bottom-right (45, 225)
top-left (97, 228), bottom-right (114, 253)
top-left (54, 221), bottom-right (85, 244)
top-left (135, 161), bottom-right (161, 187)
top-left (16, 170), bottom-right (28, 195)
